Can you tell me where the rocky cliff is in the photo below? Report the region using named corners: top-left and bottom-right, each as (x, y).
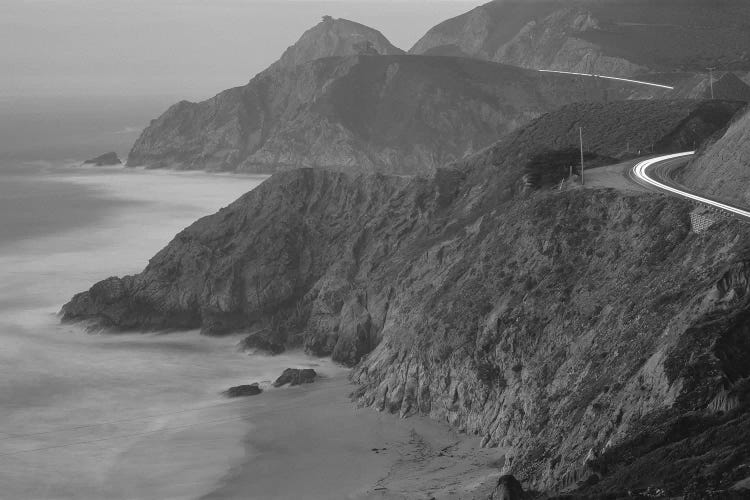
top-left (269, 17), bottom-right (404, 72)
top-left (127, 55), bottom-right (654, 175)
top-left (679, 106), bottom-right (750, 208)
top-left (64, 101), bottom-right (750, 495)
top-left (411, 0), bottom-right (750, 77)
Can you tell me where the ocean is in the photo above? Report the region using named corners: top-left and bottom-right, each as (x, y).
top-left (0, 97), bottom-right (345, 499)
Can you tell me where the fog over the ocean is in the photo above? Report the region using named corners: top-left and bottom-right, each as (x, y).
top-left (3, 0), bottom-right (482, 100)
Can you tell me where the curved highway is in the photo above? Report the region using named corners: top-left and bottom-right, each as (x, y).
top-left (631, 152), bottom-right (750, 220)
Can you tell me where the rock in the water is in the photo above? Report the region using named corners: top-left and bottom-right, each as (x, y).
top-left (240, 331), bottom-right (285, 355)
top-left (223, 383), bottom-right (262, 397)
top-left (273, 368), bottom-right (317, 387)
top-left (489, 475), bottom-right (526, 500)
top-left (83, 152), bottom-right (121, 166)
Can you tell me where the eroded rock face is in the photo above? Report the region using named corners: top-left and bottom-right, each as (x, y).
top-left (61, 168), bottom-right (427, 365)
top-left (492, 7), bottom-right (644, 77)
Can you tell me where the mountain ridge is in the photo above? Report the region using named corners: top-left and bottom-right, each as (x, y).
top-left (128, 54), bottom-right (667, 175)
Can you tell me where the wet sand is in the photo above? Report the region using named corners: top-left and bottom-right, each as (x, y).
top-left (204, 375), bottom-right (506, 500)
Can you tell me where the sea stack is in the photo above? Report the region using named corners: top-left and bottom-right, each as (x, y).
top-left (83, 152), bottom-right (121, 166)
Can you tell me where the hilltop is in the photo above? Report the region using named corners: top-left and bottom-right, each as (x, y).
top-left (269, 17), bottom-right (404, 71)
top-left (411, 0), bottom-right (750, 76)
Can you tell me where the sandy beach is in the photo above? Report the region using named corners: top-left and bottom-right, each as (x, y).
top-left (204, 374), bottom-right (506, 500)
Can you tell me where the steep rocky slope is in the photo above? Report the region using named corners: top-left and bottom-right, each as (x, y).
top-left (269, 17), bottom-right (404, 72)
top-left (411, 0), bottom-right (750, 77)
top-left (657, 72), bottom-right (750, 102)
top-left (679, 106), bottom-right (750, 208)
top-left (63, 101), bottom-right (750, 496)
top-left (127, 55), bottom-right (653, 175)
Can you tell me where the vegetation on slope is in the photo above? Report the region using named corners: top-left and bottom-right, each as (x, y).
top-left (460, 100), bottom-right (745, 178)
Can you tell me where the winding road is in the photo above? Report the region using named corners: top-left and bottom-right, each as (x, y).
top-left (630, 152), bottom-right (750, 221)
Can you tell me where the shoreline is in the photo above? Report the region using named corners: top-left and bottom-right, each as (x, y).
top-left (203, 374), bottom-right (506, 500)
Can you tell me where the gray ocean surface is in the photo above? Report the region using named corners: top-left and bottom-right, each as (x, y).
top-left (0, 97), bottom-right (340, 499)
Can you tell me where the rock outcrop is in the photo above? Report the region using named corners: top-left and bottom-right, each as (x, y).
top-left (488, 474), bottom-right (527, 500)
top-left (127, 55), bottom-right (656, 175)
top-left (273, 368), bottom-right (317, 387)
top-left (63, 101), bottom-right (750, 496)
top-left (411, 0), bottom-right (750, 76)
top-left (679, 106), bottom-right (750, 208)
top-left (224, 383), bottom-right (262, 397)
top-left (83, 152), bottom-right (121, 166)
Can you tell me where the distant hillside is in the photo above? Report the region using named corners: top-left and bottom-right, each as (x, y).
top-left (678, 106), bottom-right (750, 208)
top-left (411, 0), bottom-right (750, 76)
top-left (270, 17), bottom-right (404, 71)
top-left (128, 55), bottom-right (660, 175)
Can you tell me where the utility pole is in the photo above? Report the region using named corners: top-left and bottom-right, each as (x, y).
top-left (707, 67), bottom-right (716, 99)
top-left (579, 127), bottom-right (585, 186)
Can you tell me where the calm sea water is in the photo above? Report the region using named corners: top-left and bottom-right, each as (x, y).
top-left (0, 98), bottom-right (340, 499)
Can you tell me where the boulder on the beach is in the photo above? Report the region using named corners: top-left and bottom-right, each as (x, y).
top-left (223, 383), bottom-right (262, 397)
top-left (488, 474), bottom-right (527, 500)
top-left (83, 152), bottom-right (121, 166)
top-left (273, 368), bottom-right (317, 387)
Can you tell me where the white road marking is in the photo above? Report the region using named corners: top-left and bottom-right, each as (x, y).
top-left (632, 152), bottom-right (750, 219)
top-left (538, 69), bottom-right (675, 90)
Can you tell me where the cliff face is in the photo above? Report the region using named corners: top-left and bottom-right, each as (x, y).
top-left (127, 55), bottom-right (651, 175)
top-left (679, 106), bottom-right (750, 208)
top-left (492, 7), bottom-right (645, 77)
top-left (411, 0), bottom-right (750, 76)
top-left (62, 169), bottom-right (428, 361)
top-left (269, 17), bottom-right (404, 71)
top-left (64, 102), bottom-right (750, 495)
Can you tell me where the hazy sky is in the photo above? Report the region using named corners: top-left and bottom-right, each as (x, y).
top-left (3, 0), bottom-right (484, 100)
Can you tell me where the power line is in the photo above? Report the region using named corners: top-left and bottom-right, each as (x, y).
top-left (579, 127), bottom-right (585, 186)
